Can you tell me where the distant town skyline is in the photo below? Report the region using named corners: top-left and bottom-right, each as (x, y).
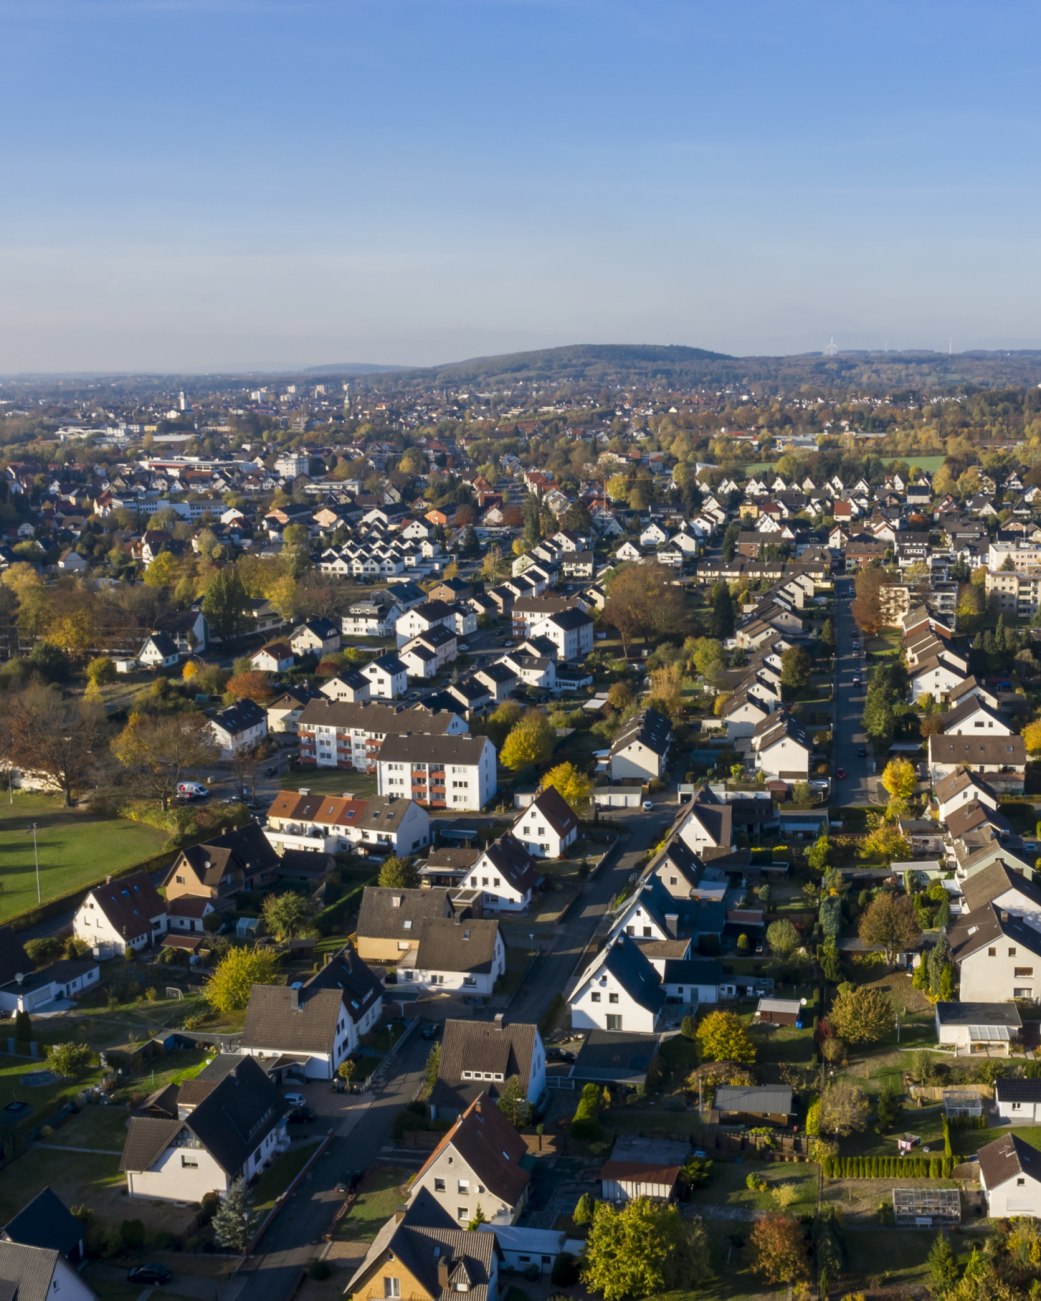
top-left (3, 0), bottom-right (1040, 372)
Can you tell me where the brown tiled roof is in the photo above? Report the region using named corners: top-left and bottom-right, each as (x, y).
top-left (979, 1131), bottom-right (1041, 1190)
top-left (416, 1093), bottom-right (529, 1209)
top-left (928, 734), bottom-right (1026, 767)
top-left (297, 699), bottom-right (459, 735)
top-left (86, 872), bottom-right (165, 938)
top-left (961, 859), bottom-right (1041, 914)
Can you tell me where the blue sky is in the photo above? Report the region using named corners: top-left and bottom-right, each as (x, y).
top-left (2, 0), bottom-right (1040, 371)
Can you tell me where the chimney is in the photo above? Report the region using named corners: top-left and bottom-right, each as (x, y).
top-left (493, 1012), bottom-right (504, 1028)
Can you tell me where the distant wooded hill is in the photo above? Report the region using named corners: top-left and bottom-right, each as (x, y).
top-left (322, 342), bottom-right (1041, 397)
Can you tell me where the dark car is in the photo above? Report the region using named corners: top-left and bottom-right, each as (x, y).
top-left (420, 1022), bottom-right (441, 1040)
top-left (263, 765), bottom-right (278, 777)
top-left (128, 1265), bottom-right (172, 1285)
top-left (546, 1046), bottom-right (575, 1063)
top-left (835, 767), bottom-right (847, 780)
top-left (288, 1105), bottom-right (316, 1124)
top-left (337, 1169), bottom-right (363, 1193)
top-left (857, 746), bottom-right (867, 758)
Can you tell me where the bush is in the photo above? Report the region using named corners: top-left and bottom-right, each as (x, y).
top-left (308, 1260), bottom-right (331, 1280)
top-left (551, 1252), bottom-right (579, 1287)
top-left (120, 1219), bottom-right (146, 1250)
top-left (570, 1083), bottom-right (602, 1142)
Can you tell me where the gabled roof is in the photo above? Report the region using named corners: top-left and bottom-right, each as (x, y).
top-left (415, 918), bottom-right (503, 975)
top-left (523, 785), bottom-right (579, 838)
top-left (357, 886), bottom-right (454, 939)
top-left (927, 733), bottom-right (1026, 767)
top-left (172, 822), bottom-right (279, 888)
top-left (85, 871), bottom-right (165, 937)
top-left (979, 1131), bottom-right (1041, 1190)
top-left (578, 934), bottom-right (665, 1015)
top-left (121, 1055), bottom-right (285, 1177)
top-left (241, 945), bottom-right (381, 1054)
top-left (417, 1092), bottom-right (529, 1208)
top-left (476, 834), bottom-right (538, 895)
top-left (960, 859), bottom-right (1041, 915)
top-left (937, 695), bottom-right (1010, 735)
top-left (933, 766), bottom-right (998, 805)
top-left (994, 1076), bottom-right (1041, 1104)
top-left (2, 1188), bottom-right (82, 1258)
top-left (0, 1243), bottom-right (69, 1301)
top-left (948, 902), bottom-right (1041, 965)
top-left (436, 1019), bottom-right (539, 1100)
top-left (610, 707), bottom-right (671, 757)
top-left (210, 698), bottom-right (266, 735)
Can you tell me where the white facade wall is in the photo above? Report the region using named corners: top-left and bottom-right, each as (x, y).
top-left (411, 1147), bottom-right (521, 1226)
top-left (755, 736), bottom-right (810, 779)
top-left (997, 1097), bottom-right (1041, 1124)
top-left (127, 1144), bottom-right (229, 1202)
top-left (958, 943), bottom-right (1041, 1003)
top-left (361, 662), bottom-right (407, 699)
top-left (512, 808), bottom-right (576, 859)
top-left (985, 1172), bottom-right (1041, 1218)
top-left (397, 934), bottom-right (506, 996)
top-left (610, 742), bottom-right (661, 782)
top-left (569, 971), bottom-right (658, 1034)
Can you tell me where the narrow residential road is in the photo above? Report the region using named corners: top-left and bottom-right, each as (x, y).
top-left (504, 804), bottom-right (675, 1025)
top-left (832, 576), bottom-right (878, 808)
top-left (242, 1034), bottom-right (430, 1301)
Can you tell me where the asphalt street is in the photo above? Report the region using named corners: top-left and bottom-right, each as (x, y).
top-left (242, 1032), bottom-right (430, 1301)
top-left (832, 575), bottom-right (879, 808)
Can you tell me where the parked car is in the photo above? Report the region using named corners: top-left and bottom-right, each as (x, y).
top-left (420, 1022), bottom-right (441, 1040)
top-left (176, 781), bottom-right (208, 800)
top-left (283, 1091), bottom-right (306, 1107)
top-left (835, 767), bottom-right (847, 780)
top-left (288, 1105), bottom-right (316, 1124)
top-left (546, 1046), bottom-right (575, 1063)
top-left (642, 800), bottom-right (654, 811)
top-left (337, 1169), bottom-right (363, 1193)
top-left (128, 1265), bottom-right (172, 1285)
top-left (857, 747), bottom-right (867, 758)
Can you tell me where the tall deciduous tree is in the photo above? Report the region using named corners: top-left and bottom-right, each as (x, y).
top-left (204, 947), bottom-right (280, 1016)
top-left (817, 1078), bottom-right (871, 1137)
top-left (604, 565), bottom-right (688, 654)
top-left (378, 856), bottom-right (419, 888)
top-left (261, 891), bottom-right (315, 942)
top-left (881, 756), bottom-right (917, 811)
top-left (202, 567), bottom-right (250, 642)
top-left (695, 1010), bottom-right (756, 1065)
top-left (2, 681), bottom-right (107, 807)
top-left (582, 1198), bottom-right (710, 1301)
top-left (542, 762), bottom-right (593, 817)
top-left (851, 566), bottom-right (890, 635)
top-left (828, 983), bottom-right (894, 1046)
top-left (500, 710), bottom-right (555, 771)
top-left (766, 918), bottom-right (800, 958)
top-left (748, 1214), bottom-right (809, 1286)
top-left (111, 711), bottom-right (219, 810)
top-left (858, 892), bottom-right (921, 966)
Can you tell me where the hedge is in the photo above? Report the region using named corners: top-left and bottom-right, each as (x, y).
top-left (570, 1083), bottom-right (602, 1142)
top-left (822, 1155), bottom-right (953, 1180)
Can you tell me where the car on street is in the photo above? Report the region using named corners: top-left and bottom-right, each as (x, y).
top-left (288, 1105), bottom-right (316, 1124)
top-left (283, 1091), bottom-right (306, 1106)
top-left (420, 1022), bottom-right (441, 1040)
top-left (835, 767), bottom-right (847, 780)
top-left (852, 675), bottom-right (861, 686)
top-left (642, 800), bottom-right (654, 811)
top-left (337, 1170), bottom-right (362, 1193)
top-left (128, 1265), bottom-right (172, 1285)
top-left (176, 781), bottom-right (209, 801)
top-left (263, 765), bottom-right (278, 777)
top-left (857, 747), bottom-right (867, 758)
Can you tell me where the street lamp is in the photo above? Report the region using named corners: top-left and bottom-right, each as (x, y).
top-left (27, 823), bottom-right (40, 904)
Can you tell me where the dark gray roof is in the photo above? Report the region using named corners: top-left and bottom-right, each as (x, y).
top-left (526, 786), bottom-right (579, 838)
top-left (661, 958), bottom-right (724, 986)
top-left (581, 935), bottom-right (664, 1014)
top-left (961, 860), bottom-right (1041, 915)
top-left (211, 698), bottom-right (266, 735)
top-left (377, 733), bottom-right (492, 766)
top-left (3, 1189), bottom-right (82, 1258)
top-left (357, 886), bottom-right (453, 940)
top-left (415, 918), bottom-right (502, 975)
top-left (297, 698), bottom-right (459, 735)
top-left (715, 1084), bottom-right (793, 1115)
top-left (995, 1077), bottom-right (1041, 1104)
top-left (934, 1001), bottom-right (1022, 1028)
top-left (121, 1055), bottom-right (285, 1177)
top-left (611, 707), bottom-right (671, 757)
top-left (241, 946), bottom-right (382, 1055)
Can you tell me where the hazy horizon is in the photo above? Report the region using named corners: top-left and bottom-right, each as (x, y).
top-left (4, 1), bottom-right (1041, 372)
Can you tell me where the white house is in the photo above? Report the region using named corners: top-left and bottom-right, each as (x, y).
top-left (264, 789), bottom-right (432, 857)
top-left (73, 872), bottom-right (168, 959)
top-left (459, 835), bottom-right (539, 912)
top-left (529, 608), bottom-right (594, 662)
top-left (240, 946), bottom-right (383, 1079)
top-left (395, 917), bottom-right (506, 996)
top-left (319, 672), bottom-right (371, 705)
top-left (137, 632), bottom-right (180, 670)
top-left (0, 1243), bottom-right (96, 1301)
top-left (289, 618), bottom-right (340, 658)
top-left (934, 768), bottom-right (1001, 824)
top-left (569, 935), bottom-right (664, 1034)
top-left (511, 786), bottom-right (579, 859)
top-left (949, 904), bottom-right (1041, 1003)
top-left (208, 699), bottom-right (268, 758)
top-left (395, 599), bottom-right (457, 646)
top-left (250, 642), bottom-right (295, 673)
top-left (121, 1055), bottom-right (287, 1203)
top-left (995, 1078), bottom-right (1041, 1123)
top-left (934, 1002), bottom-right (1022, 1057)
top-left (430, 1018), bottom-right (546, 1121)
top-left (409, 1093), bottom-right (529, 1226)
top-left (751, 710), bottom-right (812, 780)
top-left (609, 708), bottom-right (671, 782)
top-left (979, 1132), bottom-right (1041, 1218)
top-left (0, 957), bottom-right (100, 1015)
top-left (361, 652), bottom-right (408, 700)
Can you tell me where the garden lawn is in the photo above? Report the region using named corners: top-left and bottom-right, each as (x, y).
top-left (0, 1053), bottom-right (104, 1130)
top-left (955, 1123), bottom-right (1041, 1157)
top-left (0, 1145), bottom-right (121, 1223)
top-left (283, 770), bottom-right (379, 799)
top-left (687, 1159), bottom-right (819, 1218)
top-left (337, 1165), bottom-right (412, 1243)
top-left (0, 792), bottom-right (167, 923)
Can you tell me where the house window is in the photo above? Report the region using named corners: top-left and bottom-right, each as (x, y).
top-left (383, 1278), bottom-right (400, 1298)
top-left (591, 992), bottom-right (601, 1003)
top-left (1009, 948), bottom-right (1017, 957)
top-left (1017, 1177), bottom-right (1026, 1187)
top-left (458, 1180), bottom-right (469, 1192)
top-left (457, 1207), bottom-right (468, 1221)
top-left (181, 1154), bottom-right (198, 1168)
top-left (606, 1014), bottom-right (622, 1031)
top-left (609, 993), bottom-right (619, 1004)
top-left (434, 1178), bottom-right (446, 1191)
top-left (988, 947), bottom-right (997, 957)
top-left (1015, 968), bottom-right (1034, 978)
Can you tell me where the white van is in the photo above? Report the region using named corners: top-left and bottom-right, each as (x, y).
top-left (177, 782), bottom-right (209, 800)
